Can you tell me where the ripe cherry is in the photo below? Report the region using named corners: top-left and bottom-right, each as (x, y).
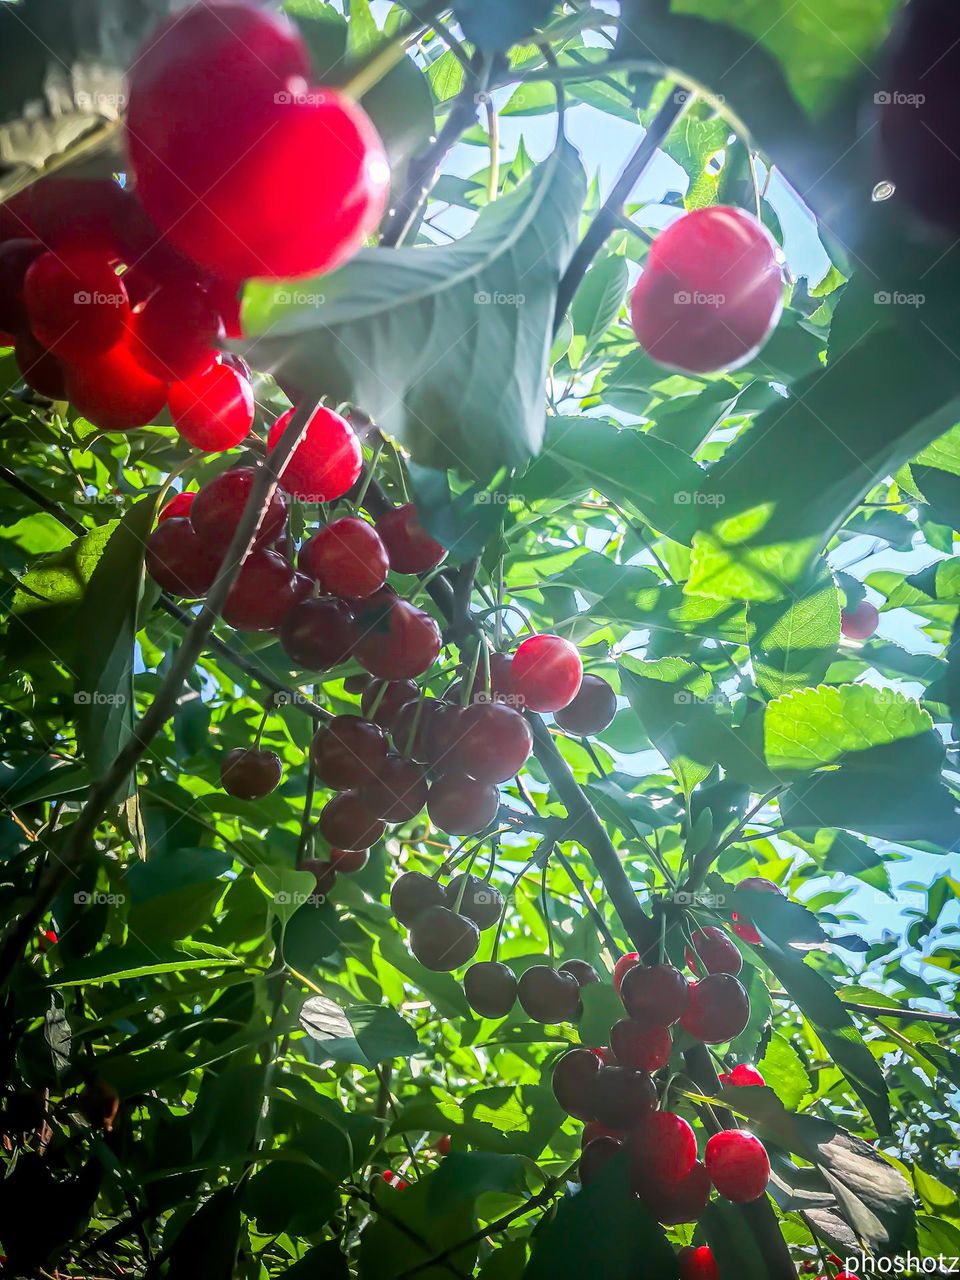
top-left (582, 1120), bottom-right (622, 1146)
top-left (360, 755), bottom-right (429, 822)
top-left (517, 965), bottom-right (581, 1024)
top-left (65, 335), bottom-right (167, 431)
top-left (408, 905), bottom-right (480, 971)
top-left (731, 877), bottom-right (783, 945)
top-left (318, 792), bottom-right (386, 851)
top-left (463, 960), bottom-right (517, 1018)
top-left (704, 1129), bottom-right (770, 1202)
top-left (559, 959), bottom-right (600, 988)
top-left (424, 703), bottom-right (467, 769)
top-left (297, 857), bottom-right (337, 897)
top-left (630, 207), bottom-right (783, 374)
top-left (354, 597), bottom-right (442, 680)
top-left (620, 963), bottom-right (690, 1027)
top-left (590, 1066), bottom-right (657, 1129)
top-left (329, 847), bottom-right (369, 874)
top-left (362, 679), bottom-right (419, 731)
top-left (630, 1110), bottom-right (697, 1183)
top-left (77, 1080), bottom-right (120, 1132)
top-left (191, 467), bottom-right (288, 556)
top-left (610, 1019), bottom-right (672, 1073)
top-left (14, 329), bottom-right (66, 399)
top-left (452, 702), bottom-right (533, 784)
top-left (637, 1159), bottom-right (711, 1225)
top-left (169, 360), bottom-right (254, 452)
top-left (222, 549), bottom-right (299, 631)
top-left (310, 716), bottom-right (388, 790)
top-left (720, 1064), bottom-right (765, 1088)
top-left (449, 652), bottom-right (518, 707)
top-left (552, 1048), bottom-right (601, 1120)
top-left (301, 517), bottom-right (389, 599)
top-left (131, 280), bottom-right (222, 380)
top-left (840, 600), bottom-right (879, 641)
top-left (220, 747), bottom-right (282, 799)
top-left (554, 673), bottom-right (617, 736)
top-left (436, 1134), bottom-right (451, 1157)
top-left (280, 597), bottom-right (356, 670)
top-left (511, 634), bottom-right (583, 713)
top-left (0, 240), bottom-right (44, 334)
top-left (427, 773), bottom-right (499, 836)
top-left (268, 405), bottom-right (363, 502)
top-left (613, 952), bottom-right (638, 995)
top-left (580, 1136), bottom-right (621, 1186)
top-left (685, 926), bottom-right (743, 977)
top-left (158, 491), bottom-right (195, 522)
top-left (679, 1246), bottom-right (720, 1280)
top-left (376, 504), bottom-right (446, 574)
top-left (392, 698), bottom-right (443, 763)
top-left (389, 871), bottom-right (443, 927)
top-left (680, 974), bottom-right (750, 1044)
top-left (145, 518), bottom-right (221, 597)
top-left (24, 250), bottom-right (129, 359)
top-left (442, 874), bottom-right (503, 930)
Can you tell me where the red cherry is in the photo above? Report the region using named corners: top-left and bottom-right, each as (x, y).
top-left (310, 715), bottom-right (388, 790)
top-left (630, 1110), bottom-right (697, 1183)
top-left (361, 679), bottom-right (419, 730)
top-left (158, 492), bottom-right (195, 522)
top-left (23, 250), bottom-right (129, 359)
top-left (360, 755), bottom-right (429, 822)
top-left (424, 703), bottom-right (467, 770)
top-left (704, 1129), bottom-right (770, 1202)
top-left (637, 1159), bottom-right (711, 1225)
top-left (730, 877), bottom-right (784, 945)
top-left (222, 549), bottom-right (299, 631)
top-left (840, 600), bottom-right (879, 640)
top-left (301, 517), bottom-right (389, 599)
top-left (318, 792), bottom-right (386, 851)
top-left (553, 673), bottom-right (617, 736)
top-left (64, 335), bottom-right (167, 431)
top-left (220, 747), bottom-right (282, 799)
top-left (427, 774), bottom-right (499, 836)
top-left (685, 926), bottom-right (743, 977)
top-left (630, 207), bottom-right (783, 374)
top-left (613, 952), bottom-right (639, 995)
top-left (328, 848), bottom-right (368, 874)
top-left (582, 1120), bottom-right (623, 1146)
top-left (436, 1134), bottom-right (451, 1157)
top-left (0, 240), bottom-right (44, 334)
top-left (511, 635), bottom-right (583, 713)
top-left (391, 698), bottom-right (442, 763)
top-left (679, 1246), bottom-right (720, 1280)
top-left (280, 596), bottom-right (356, 670)
top-left (268, 405), bottom-right (363, 502)
top-left (452, 702), bottom-right (533, 784)
top-left (190, 467), bottom-right (288, 557)
top-left (724, 1064), bottom-right (765, 1088)
top-left (354, 597), bottom-right (441, 680)
top-left (14, 329), bottom-right (66, 399)
top-left (297, 857), bottom-right (337, 897)
top-left (552, 1047), bottom-right (601, 1121)
top-left (145, 518), bottom-right (221, 597)
top-left (580, 1136), bottom-right (621, 1186)
top-left (169, 360), bottom-right (254, 452)
top-left (130, 280), bottom-right (222, 380)
top-left (589, 1065), bottom-right (657, 1129)
top-left (376, 504), bottom-right (446, 574)
top-left (680, 974), bottom-right (750, 1044)
top-left (609, 1019), bottom-right (672, 1073)
top-left (620, 963), bottom-right (690, 1027)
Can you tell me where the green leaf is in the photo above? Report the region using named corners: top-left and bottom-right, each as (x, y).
top-left (757, 1032), bottom-right (811, 1110)
top-left (781, 768), bottom-right (960, 849)
top-left (243, 1161), bottom-right (338, 1235)
top-left (570, 256), bottom-right (628, 364)
top-left (620, 658), bottom-right (716, 798)
top-left (700, 1200), bottom-right (769, 1280)
top-left (577, 981), bottom-right (625, 1049)
top-left (452, 0), bottom-right (554, 51)
top-left (239, 144), bottom-right (587, 481)
top-left (50, 941), bottom-right (244, 986)
top-left (165, 1188), bottom-right (240, 1280)
top-left (300, 997), bottom-right (419, 1066)
top-left (280, 1243), bottom-right (350, 1280)
top-left (747, 565), bottom-right (840, 700)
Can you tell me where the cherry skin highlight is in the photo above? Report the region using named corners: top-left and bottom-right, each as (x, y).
top-left (268, 405), bottom-right (363, 502)
top-left (169, 360), bottom-right (254, 452)
top-left (704, 1129), bottom-right (770, 1203)
top-left (511, 634), bottom-right (583, 713)
top-left (301, 517), bottom-right (389, 599)
top-left (376, 504), bottom-right (447, 574)
top-left (630, 206), bottom-right (783, 374)
top-left (554, 673), bottom-right (618, 736)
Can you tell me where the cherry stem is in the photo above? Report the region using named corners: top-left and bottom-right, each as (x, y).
top-left (253, 704), bottom-right (270, 750)
top-left (352, 440), bottom-right (384, 515)
top-left (404, 691), bottom-right (427, 759)
top-left (460, 637), bottom-right (484, 709)
top-left (365, 680), bottom-right (390, 721)
top-left (541, 861), bottom-right (555, 967)
top-left (451, 848), bottom-right (479, 914)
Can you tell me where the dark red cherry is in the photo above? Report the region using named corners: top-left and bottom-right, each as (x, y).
top-left (620, 964), bottom-right (690, 1027)
top-left (329, 847), bottom-right (369, 874)
top-left (376, 504), bottom-right (446, 574)
top-left (589, 1066), bottom-right (657, 1129)
top-left (554, 673), bottom-right (617, 736)
top-left (559, 959), bottom-right (600, 988)
top-left (409, 906), bottom-right (480, 971)
top-left (390, 871), bottom-right (444, 927)
top-left (14, 329), bottom-right (66, 399)
top-left (169, 360), bottom-right (254, 452)
top-left (131, 279), bottom-right (222, 380)
top-left (610, 1019), bottom-right (672, 1073)
top-left (222, 549), bottom-right (299, 631)
top-left (452, 702), bottom-right (533, 784)
top-left (424, 703), bottom-right (467, 769)
top-left (220, 747), bottom-right (282, 799)
top-left (511, 635), bottom-right (583, 713)
top-left (360, 755), bottom-right (429, 822)
top-left (685, 926), bottom-right (742, 977)
top-left (280, 597), bottom-right (356, 670)
top-left (630, 1110), bottom-right (697, 1184)
top-left (297, 857), bottom-right (337, 897)
top-left (630, 207), bottom-right (783, 374)
top-left (636, 1159), bottom-right (711, 1225)
top-left (361, 679), bottom-right (419, 731)
top-left (427, 774), bottom-right (499, 836)
top-left (64, 335), bottom-right (167, 431)
top-left (318, 792), bottom-right (386, 851)
top-left (24, 249), bottom-right (129, 359)
top-left (300, 517), bottom-right (389, 599)
top-left (704, 1130), bottom-right (770, 1203)
top-left (680, 974), bottom-right (750, 1044)
top-left (463, 961), bottom-right (517, 1018)
top-left (354, 596), bottom-right (442, 680)
top-left (731, 877), bottom-right (783, 945)
top-left (552, 1048), bottom-right (601, 1120)
top-left (310, 716), bottom-right (388, 790)
top-left (145, 518), bottom-right (221, 597)
top-left (391, 698), bottom-right (442, 763)
top-left (190, 467), bottom-right (288, 556)
top-left (0, 239), bottom-right (44, 334)
top-left (580, 1136), bottom-right (621, 1186)
top-left (158, 491), bottom-right (195, 522)
top-left (268, 405), bottom-right (362, 503)
top-left (613, 952), bottom-right (638, 995)
top-left (442, 874), bottom-right (503, 930)
top-left (517, 965), bottom-right (581, 1024)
